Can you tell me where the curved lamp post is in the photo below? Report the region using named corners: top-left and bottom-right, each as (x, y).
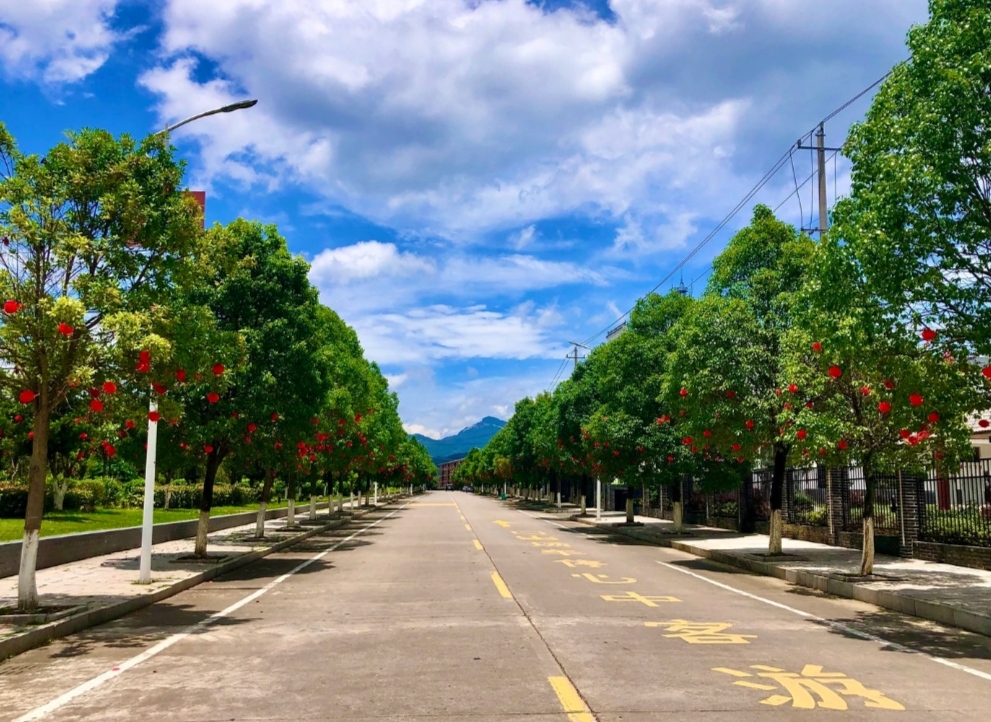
top-left (138, 99), bottom-right (257, 584)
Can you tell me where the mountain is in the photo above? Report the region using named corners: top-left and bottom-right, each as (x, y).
top-left (412, 416), bottom-right (506, 465)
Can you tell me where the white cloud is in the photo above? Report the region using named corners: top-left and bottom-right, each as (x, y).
top-left (309, 240), bottom-right (435, 286)
top-left (140, 0), bottom-right (927, 242)
top-left (0, 0), bottom-right (128, 84)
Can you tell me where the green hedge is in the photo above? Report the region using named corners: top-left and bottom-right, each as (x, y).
top-left (0, 478), bottom-right (271, 518)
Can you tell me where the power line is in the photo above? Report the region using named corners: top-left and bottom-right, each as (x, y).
top-left (576, 68), bottom-right (896, 349)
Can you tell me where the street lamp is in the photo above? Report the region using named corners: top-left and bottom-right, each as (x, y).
top-left (137, 99), bottom-right (257, 584)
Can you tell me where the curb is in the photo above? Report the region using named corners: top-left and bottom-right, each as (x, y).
top-left (572, 518), bottom-right (991, 639)
top-left (0, 500), bottom-right (404, 661)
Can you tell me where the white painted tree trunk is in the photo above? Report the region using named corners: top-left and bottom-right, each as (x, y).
top-left (556, 491), bottom-right (561, 509)
top-left (309, 495), bottom-right (316, 520)
top-left (672, 501), bottom-right (683, 533)
top-left (350, 491), bottom-right (354, 511)
top-left (626, 497), bottom-right (635, 524)
top-left (861, 517), bottom-right (875, 576)
top-left (255, 501), bottom-right (267, 538)
top-left (194, 510), bottom-right (210, 557)
top-left (18, 529), bottom-right (39, 610)
top-left (580, 495), bottom-right (586, 515)
top-left (287, 499), bottom-right (296, 527)
top-left (768, 509), bottom-right (783, 555)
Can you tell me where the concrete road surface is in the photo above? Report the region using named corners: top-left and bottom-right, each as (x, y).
top-left (3, 491), bottom-right (991, 721)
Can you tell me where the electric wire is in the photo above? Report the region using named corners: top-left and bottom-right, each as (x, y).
top-left (574, 68), bottom-right (895, 351)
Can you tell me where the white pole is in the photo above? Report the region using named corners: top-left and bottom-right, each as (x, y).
top-left (595, 478), bottom-right (601, 522)
top-left (138, 400), bottom-right (159, 583)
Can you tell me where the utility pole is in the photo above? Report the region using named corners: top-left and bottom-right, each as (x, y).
top-left (816, 124), bottom-right (828, 235)
top-left (798, 124), bottom-right (841, 237)
top-left (567, 341), bottom-right (589, 371)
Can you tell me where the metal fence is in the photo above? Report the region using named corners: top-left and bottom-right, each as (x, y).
top-left (921, 460), bottom-right (991, 547)
top-left (784, 467), bottom-right (829, 527)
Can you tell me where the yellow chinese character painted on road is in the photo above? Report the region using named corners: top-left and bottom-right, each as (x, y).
top-left (541, 550), bottom-right (581, 556)
top-left (713, 664), bottom-right (905, 711)
top-left (514, 534), bottom-right (557, 541)
top-left (600, 591), bottom-right (680, 606)
top-left (645, 620), bottom-right (756, 644)
top-left (555, 560), bottom-right (606, 569)
top-left (531, 541), bottom-right (571, 547)
top-left (572, 573), bottom-right (636, 584)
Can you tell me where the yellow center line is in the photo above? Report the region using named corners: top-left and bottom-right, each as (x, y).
top-left (490, 571), bottom-right (513, 599)
top-left (465, 523), bottom-right (472, 531)
top-left (548, 676), bottom-right (595, 722)
top-left (473, 539), bottom-right (483, 551)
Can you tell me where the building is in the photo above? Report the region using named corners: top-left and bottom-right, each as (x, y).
top-left (438, 458), bottom-right (465, 488)
top-left (606, 321), bottom-right (627, 342)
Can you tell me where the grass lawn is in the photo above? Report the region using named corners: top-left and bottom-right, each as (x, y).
top-left (0, 502), bottom-right (292, 542)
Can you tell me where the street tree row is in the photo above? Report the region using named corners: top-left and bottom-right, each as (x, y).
top-left (457, 0), bottom-right (991, 576)
top-left (0, 124), bottom-right (435, 611)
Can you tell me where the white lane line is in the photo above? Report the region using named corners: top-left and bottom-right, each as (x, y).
top-left (659, 561), bottom-right (991, 683)
top-left (14, 506), bottom-right (408, 722)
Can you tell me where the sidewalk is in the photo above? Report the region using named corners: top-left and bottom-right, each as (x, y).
top-left (566, 511), bottom-right (991, 638)
top-left (0, 496), bottom-right (403, 660)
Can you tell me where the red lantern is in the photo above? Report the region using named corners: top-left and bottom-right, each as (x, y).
top-left (207, 392), bottom-right (220, 404)
top-left (57, 322), bottom-right (74, 337)
top-left (909, 393), bottom-right (924, 407)
top-left (3, 299), bottom-right (21, 314)
top-left (19, 389), bottom-right (36, 404)
top-left (921, 328), bottom-right (937, 341)
top-left (928, 412), bottom-right (940, 423)
top-left (828, 365), bottom-right (842, 379)
top-left (148, 410), bottom-right (161, 423)
top-left (796, 429), bottom-right (807, 440)
top-left (89, 399), bottom-right (104, 412)
top-left (212, 363), bottom-right (225, 376)
top-left (811, 341), bottom-right (822, 353)
top-left (878, 401), bottom-right (891, 414)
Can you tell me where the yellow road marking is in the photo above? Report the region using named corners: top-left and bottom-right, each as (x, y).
top-left (548, 676), bottom-right (595, 722)
top-left (494, 520), bottom-right (511, 527)
top-left (490, 572), bottom-right (512, 599)
top-left (465, 523), bottom-right (472, 531)
top-left (473, 539), bottom-right (483, 551)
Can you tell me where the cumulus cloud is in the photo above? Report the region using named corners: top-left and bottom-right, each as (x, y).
top-left (0, 0), bottom-right (128, 84)
top-left (141, 0), bottom-right (926, 243)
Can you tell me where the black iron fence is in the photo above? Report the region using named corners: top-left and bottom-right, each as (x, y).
top-left (920, 460), bottom-right (991, 547)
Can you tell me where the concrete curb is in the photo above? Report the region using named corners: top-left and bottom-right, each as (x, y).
top-left (573, 518), bottom-right (991, 639)
top-left (0, 500), bottom-right (405, 661)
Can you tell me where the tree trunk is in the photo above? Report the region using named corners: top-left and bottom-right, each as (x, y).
top-left (287, 473), bottom-right (298, 526)
top-left (18, 400), bottom-right (52, 611)
top-left (670, 478), bottom-right (683, 533)
top-left (309, 495), bottom-right (316, 520)
top-left (53, 476), bottom-right (69, 511)
top-left (861, 457), bottom-right (876, 576)
top-left (256, 472), bottom-right (275, 538)
top-left (194, 450), bottom-right (224, 557)
top-left (625, 490), bottom-right (634, 524)
top-left (642, 482), bottom-right (648, 517)
top-left (768, 443), bottom-right (788, 555)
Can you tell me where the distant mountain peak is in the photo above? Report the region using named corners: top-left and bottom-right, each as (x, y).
top-left (411, 416), bottom-right (505, 465)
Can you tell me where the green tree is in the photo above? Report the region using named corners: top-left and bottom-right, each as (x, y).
top-left (0, 125), bottom-right (201, 609)
top-left (834, 0), bottom-right (991, 359)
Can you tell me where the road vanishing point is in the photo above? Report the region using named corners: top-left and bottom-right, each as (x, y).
top-left (3, 492), bottom-right (991, 720)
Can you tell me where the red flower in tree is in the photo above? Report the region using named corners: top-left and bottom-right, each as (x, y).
top-left (3, 299), bottom-right (21, 314)
top-left (796, 429), bottom-right (807, 440)
top-left (148, 411), bottom-right (161, 423)
top-left (125, 419), bottom-right (135, 429)
top-left (878, 401), bottom-right (891, 414)
top-left (212, 363), bottom-right (225, 376)
top-left (175, 369), bottom-right (187, 383)
top-left (828, 365), bottom-right (842, 379)
top-left (928, 412), bottom-right (940, 423)
top-left (19, 390), bottom-right (36, 404)
top-left (57, 322), bottom-right (74, 336)
top-left (207, 392), bottom-right (220, 404)
top-left (909, 393), bottom-right (924, 407)
top-left (811, 341), bottom-right (822, 352)
top-left (89, 399), bottom-right (104, 412)
top-left (921, 328), bottom-right (937, 341)
top-left (744, 420), bottom-right (755, 430)
top-left (837, 439), bottom-right (848, 450)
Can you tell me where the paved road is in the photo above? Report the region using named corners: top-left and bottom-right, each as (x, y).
top-left (3, 492), bottom-right (991, 720)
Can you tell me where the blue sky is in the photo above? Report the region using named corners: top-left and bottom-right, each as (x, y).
top-left (0, 0), bottom-right (929, 438)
